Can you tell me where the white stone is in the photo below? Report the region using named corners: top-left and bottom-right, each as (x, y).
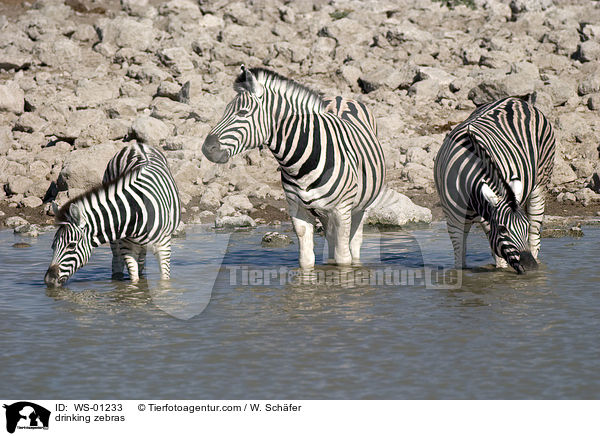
top-left (366, 188), bottom-right (432, 227)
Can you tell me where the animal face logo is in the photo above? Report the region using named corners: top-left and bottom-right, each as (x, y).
top-left (3, 402), bottom-right (50, 434)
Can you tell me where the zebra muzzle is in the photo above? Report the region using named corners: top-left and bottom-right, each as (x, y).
top-left (510, 251), bottom-right (538, 274)
top-left (44, 264), bottom-right (65, 287)
top-left (202, 135), bottom-right (229, 163)
top-left (519, 251), bottom-right (538, 271)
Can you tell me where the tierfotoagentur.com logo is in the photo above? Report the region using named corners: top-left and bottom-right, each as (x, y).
top-left (147, 226), bottom-right (463, 320)
top-left (225, 265), bottom-right (460, 289)
top-left (3, 402), bottom-right (50, 434)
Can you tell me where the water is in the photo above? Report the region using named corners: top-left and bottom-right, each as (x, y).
top-left (1, 223), bottom-right (598, 399)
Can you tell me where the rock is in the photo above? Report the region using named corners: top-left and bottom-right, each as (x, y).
top-left (14, 223), bottom-right (41, 237)
top-left (156, 81), bottom-right (181, 100)
top-left (541, 226), bottom-right (584, 238)
top-left (578, 72), bottom-right (600, 96)
top-left (95, 17), bottom-right (155, 52)
top-left (105, 97), bottom-right (149, 119)
top-left (14, 113), bottom-right (47, 133)
top-left (543, 75), bottom-right (577, 106)
top-left (158, 0), bottom-right (201, 19)
top-left (215, 214), bottom-right (256, 228)
top-left (577, 40), bottom-right (600, 63)
top-left (121, 0), bottom-right (150, 17)
top-left (403, 162), bottom-right (434, 188)
top-left (57, 142), bottom-right (121, 191)
top-left (150, 97), bottom-right (190, 120)
top-left (5, 175), bottom-right (33, 196)
top-left (198, 187), bottom-right (222, 210)
top-left (221, 194), bottom-right (253, 213)
top-left (0, 81), bottom-right (24, 114)
top-left (574, 187), bottom-right (600, 206)
top-left (261, 231), bottom-right (293, 247)
top-left (386, 22), bottom-right (433, 46)
top-left (365, 188), bottom-right (432, 227)
top-left (339, 65), bottom-right (361, 91)
top-left (131, 116), bottom-right (171, 146)
top-left (158, 47), bottom-right (195, 76)
top-left (53, 109), bottom-right (106, 141)
top-left (469, 64), bottom-right (539, 105)
top-left (587, 94), bottom-right (600, 111)
top-left (551, 155), bottom-right (578, 186)
top-left (0, 50), bottom-right (32, 71)
top-left (4, 216), bottom-right (29, 228)
top-left (187, 210), bottom-right (215, 224)
top-left (75, 79), bottom-right (120, 107)
top-left (216, 203), bottom-right (236, 217)
top-left (510, 0), bottom-right (553, 19)
top-left (171, 221), bottom-right (186, 238)
top-left (22, 196), bottom-right (43, 208)
top-left (34, 37), bottom-right (82, 69)
top-left (12, 242), bottom-right (31, 248)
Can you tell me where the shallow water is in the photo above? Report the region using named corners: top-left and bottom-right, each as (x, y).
top-left (1, 223), bottom-right (598, 399)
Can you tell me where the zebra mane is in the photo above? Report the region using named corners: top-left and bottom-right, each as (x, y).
top-left (466, 125), bottom-right (519, 211)
top-left (239, 67), bottom-right (326, 113)
top-left (54, 168), bottom-right (142, 224)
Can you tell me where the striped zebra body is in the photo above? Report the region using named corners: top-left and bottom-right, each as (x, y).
top-left (203, 66), bottom-right (385, 268)
top-left (45, 143), bottom-right (181, 286)
top-left (434, 97), bottom-right (555, 273)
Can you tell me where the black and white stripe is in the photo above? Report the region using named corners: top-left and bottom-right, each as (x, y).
top-left (434, 97), bottom-right (555, 273)
top-left (203, 66), bottom-right (385, 268)
top-left (45, 142), bottom-right (181, 286)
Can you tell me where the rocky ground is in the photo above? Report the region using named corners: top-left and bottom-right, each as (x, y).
top-left (1, 0), bottom-right (600, 235)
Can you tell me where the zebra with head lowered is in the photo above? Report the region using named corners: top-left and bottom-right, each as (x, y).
top-left (434, 97), bottom-right (555, 273)
top-left (44, 142), bottom-right (181, 287)
top-left (202, 66), bottom-right (385, 268)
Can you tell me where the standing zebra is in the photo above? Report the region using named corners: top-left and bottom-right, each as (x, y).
top-left (434, 97), bottom-right (555, 273)
top-left (202, 66), bottom-right (385, 268)
top-left (44, 142), bottom-right (181, 287)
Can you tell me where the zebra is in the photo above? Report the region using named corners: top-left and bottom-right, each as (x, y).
top-left (434, 97), bottom-right (556, 274)
top-left (44, 142), bottom-right (181, 287)
top-left (202, 66), bottom-right (385, 268)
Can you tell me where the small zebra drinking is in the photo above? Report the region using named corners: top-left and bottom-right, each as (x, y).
top-left (202, 66), bottom-right (385, 268)
top-left (434, 97), bottom-right (556, 273)
top-left (44, 142), bottom-right (181, 287)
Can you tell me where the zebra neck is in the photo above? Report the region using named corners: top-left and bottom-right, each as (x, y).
top-left (267, 114), bottom-right (314, 177)
top-left (75, 179), bottom-right (137, 247)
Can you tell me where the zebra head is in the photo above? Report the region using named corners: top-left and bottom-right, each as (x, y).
top-left (481, 179), bottom-right (537, 274)
top-left (203, 65), bottom-right (269, 163)
top-left (45, 202), bottom-right (94, 287)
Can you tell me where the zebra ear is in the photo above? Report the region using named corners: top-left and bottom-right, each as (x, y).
top-left (481, 183), bottom-right (499, 207)
top-left (51, 201), bottom-right (59, 216)
top-left (69, 203), bottom-right (85, 227)
top-left (509, 178), bottom-right (523, 203)
top-left (234, 65), bottom-right (264, 97)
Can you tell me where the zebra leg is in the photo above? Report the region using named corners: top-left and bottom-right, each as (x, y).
top-left (527, 185), bottom-right (545, 260)
top-left (138, 246), bottom-right (147, 276)
top-left (121, 241), bottom-right (142, 282)
top-left (330, 209), bottom-right (353, 266)
top-left (154, 239), bottom-right (172, 279)
top-left (110, 240), bottom-right (125, 280)
top-left (319, 215), bottom-right (336, 264)
top-left (289, 204), bottom-right (316, 269)
top-left (349, 210), bottom-right (366, 264)
top-left (448, 219), bottom-right (472, 269)
top-left (478, 219), bottom-right (509, 268)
